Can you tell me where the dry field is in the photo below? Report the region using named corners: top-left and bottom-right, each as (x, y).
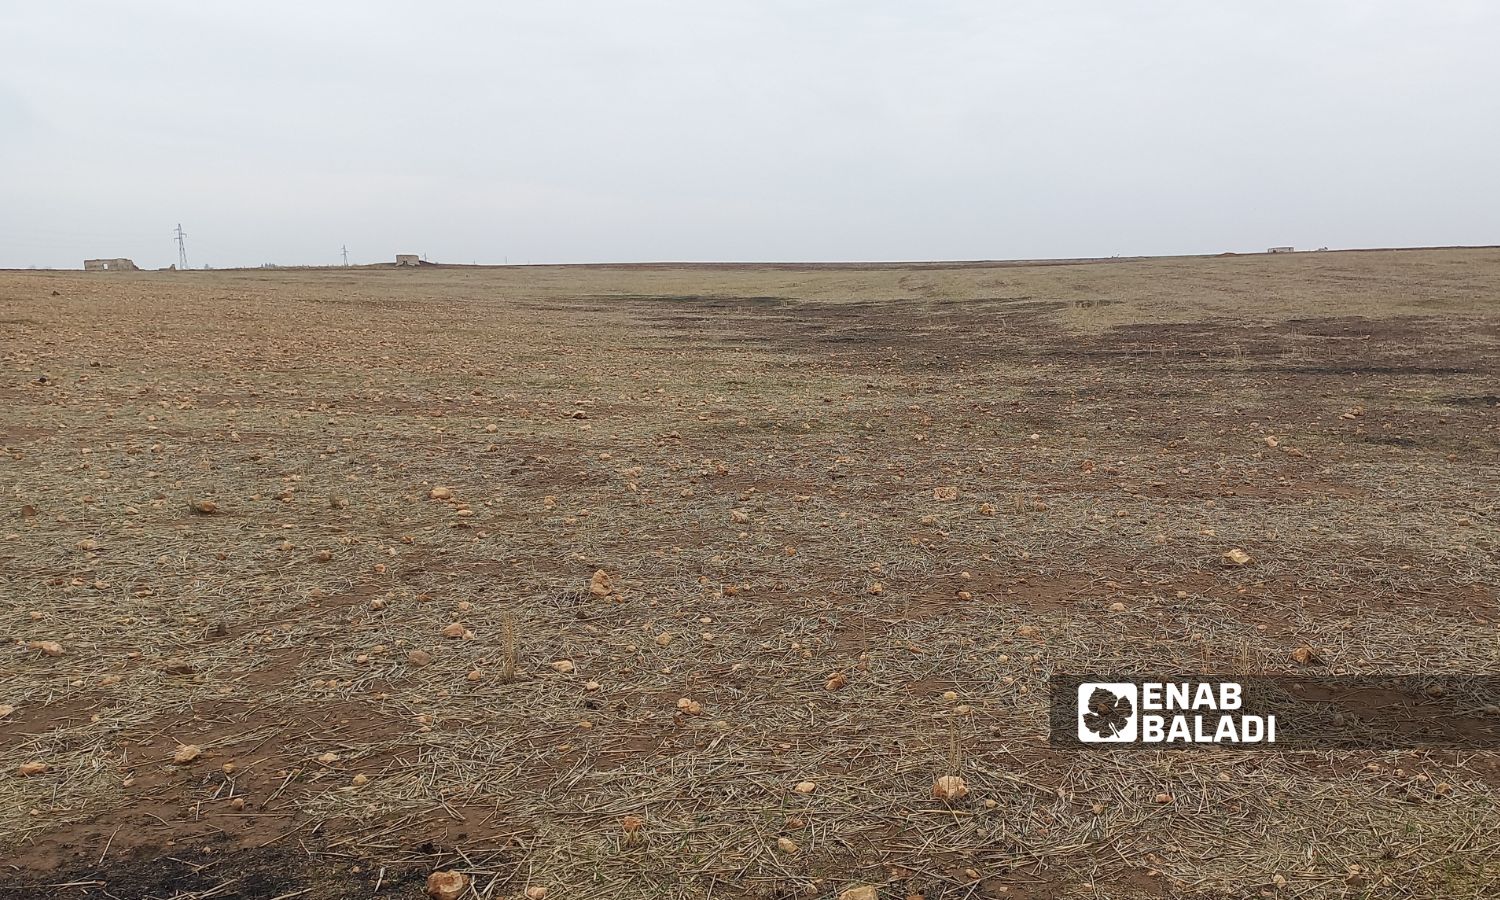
top-left (1, 249), bottom-right (1498, 899)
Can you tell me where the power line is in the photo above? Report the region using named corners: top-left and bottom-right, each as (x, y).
top-left (173, 223), bottom-right (189, 269)
top-left (341, 244), bottom-right (349, 266)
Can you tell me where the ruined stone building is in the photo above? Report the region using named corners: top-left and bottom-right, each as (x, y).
top-left (83, 258), bottom-right (139, 271)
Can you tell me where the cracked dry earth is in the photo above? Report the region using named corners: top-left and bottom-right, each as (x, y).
top-left (1, 249), bottom-right (1498, 899)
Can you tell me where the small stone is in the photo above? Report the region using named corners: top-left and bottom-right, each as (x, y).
top-left (172, 744), bottom-right (202, 765)
top-left (931, 775), bottom-right (968, 802)
top-left (426, 870), bottom-right (467, 900)
top-left (1290, 646), bottom-right (1321, 666)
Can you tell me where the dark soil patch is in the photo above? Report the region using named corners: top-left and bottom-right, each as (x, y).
top-left (0, 843), bottom-right (420, 900)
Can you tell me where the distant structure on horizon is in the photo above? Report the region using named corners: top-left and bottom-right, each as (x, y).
top-left (84, 258), bottom-right (138, 271)
top-left (1267, 246), bottom-right (1294, 253)
top-left (395, 254), bottom-right (421, 267)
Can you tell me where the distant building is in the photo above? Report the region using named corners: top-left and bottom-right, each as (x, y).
top-left (1267, 246), bottom-right (1294, 254)
top-left (395, 254), bottom-right (420, 266)
top-left (84, 258), bottom-right (138, 271)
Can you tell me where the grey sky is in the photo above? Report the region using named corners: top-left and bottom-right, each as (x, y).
top-left (2, 1), bottom-right (1496, 268)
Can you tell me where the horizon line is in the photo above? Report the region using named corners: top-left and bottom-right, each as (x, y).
top-left (5, 242), bottom-right (1499, 274)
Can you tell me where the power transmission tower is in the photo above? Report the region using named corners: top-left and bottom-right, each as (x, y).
top-left (173, 224), bottom-right (189, 269)
top-left (341, 245), bottom-right (349, 266)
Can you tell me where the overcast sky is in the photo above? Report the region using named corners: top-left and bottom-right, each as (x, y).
top-left (2, 1), bottom-right (1496, 268)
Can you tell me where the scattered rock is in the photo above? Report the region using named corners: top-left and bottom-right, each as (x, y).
top-left (550, 659), bottom-right (575, 674)
top-left (794, 780), bottom-right (817, 794)
top-left (839, 886), bottom-right (879, 900)
top-left (1222, 548), bottom-right (1252, 566)
top-left (18, 761), bottom-right (47, 776)
top-left (441, 622), bottom-right (466, 639)
top-left (407, 649), bottom-right (433, 667)
top-left (589, 569), bottom-right (613, 597)
top-left (621, 813), bottom-right (645, 846)
top-left (188, 499), bottom-right (219, 515)
top-left (426, 870), bottom-right (468, 900)
top-left (429, 487), bottom-right (454, 501)
top-left (172, 744), bottom-right (202, 765)
top-left (1290, 645), bottom-right (1324, 666)
top-left (932, 486), bottom-right (959, 502)
top-left (161, 657), bottom-right (196, 675)
top-left (931, 775), bottom-right (968, 802)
